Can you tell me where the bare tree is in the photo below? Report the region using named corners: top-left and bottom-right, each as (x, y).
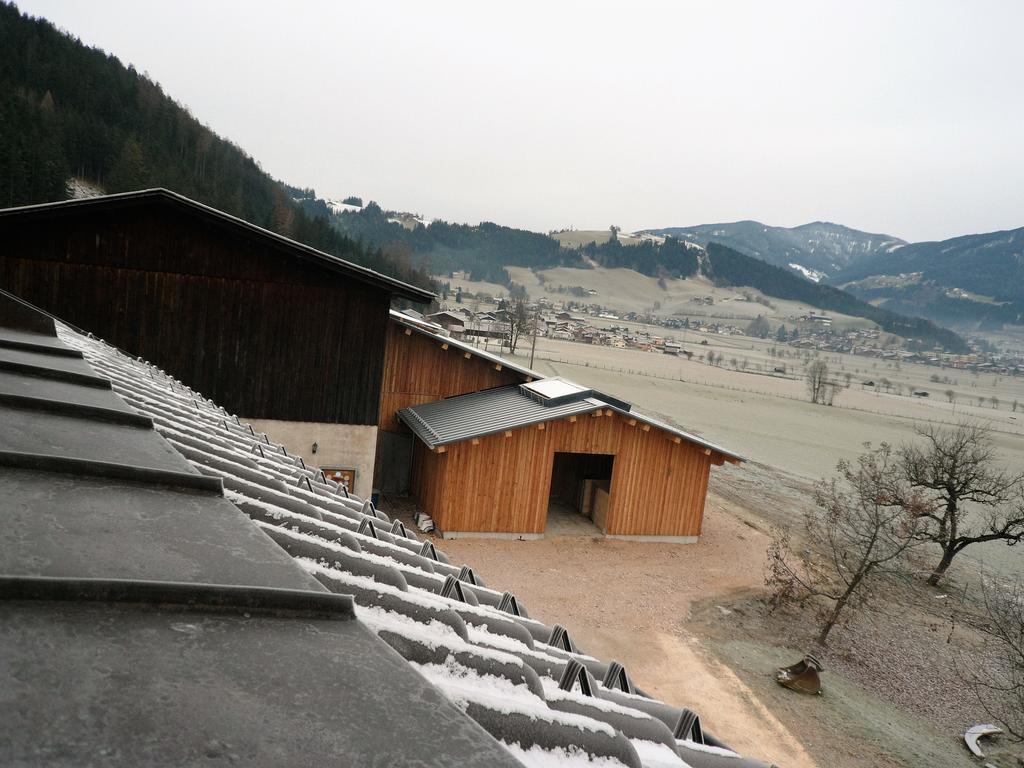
top-left (900, 422), bottom-right (1024, 585)
top-left (806, 360), bottom-right (829, 404)
top-left (507, 299), bottom-right (532, 354)
top-left (945, 389), bottom-right (956, 404)
top-left (964, 578), bottom-right (1024, 739)
top-left (766, 444), bottom-right (922, 646)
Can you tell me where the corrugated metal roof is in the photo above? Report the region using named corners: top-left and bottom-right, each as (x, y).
top-left (389, 311), bottom-right (744, 460)
top-left (399, 386), bottom-right (602, 448)
top-left (398, 381), bottom-right (745, 462)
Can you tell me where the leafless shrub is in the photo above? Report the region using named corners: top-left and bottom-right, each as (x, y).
top-left (963, 577), bottom-right (1024, 740)
top-left (766, 443), bottom-right (923, 646)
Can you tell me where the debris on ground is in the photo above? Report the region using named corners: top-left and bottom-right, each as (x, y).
top-left (964, 724), bottom-right (1002, 758)
top-left (776, 654), bottom-right (824, 695)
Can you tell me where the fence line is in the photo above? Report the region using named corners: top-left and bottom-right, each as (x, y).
top-left (527, 353), bottom-right (1024, 439)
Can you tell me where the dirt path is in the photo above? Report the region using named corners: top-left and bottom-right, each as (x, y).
top-left (435, 494), bottom-right (819, 767)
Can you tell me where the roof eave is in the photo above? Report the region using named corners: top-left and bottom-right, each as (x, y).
top-left (0, 189), bottom-right (435, 304)
top-left (605, 405), bottom-right (747, 463)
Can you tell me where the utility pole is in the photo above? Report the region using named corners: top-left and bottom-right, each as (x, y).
top-left (529, 310), bottom-right (539, 369)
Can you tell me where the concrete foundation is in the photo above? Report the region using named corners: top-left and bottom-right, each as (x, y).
top-left (440, 530), bottom-right (545, 541)
top-left (604, 534), bottom-right (699, 544)
top-left (242, 419), bottom-right (378, 499)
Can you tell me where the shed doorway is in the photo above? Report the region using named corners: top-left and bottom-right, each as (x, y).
top-left (546, 451), bottom-right (614, 536)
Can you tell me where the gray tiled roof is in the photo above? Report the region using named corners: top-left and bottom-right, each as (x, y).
top-left (0, 290), bottom-right (771, 768)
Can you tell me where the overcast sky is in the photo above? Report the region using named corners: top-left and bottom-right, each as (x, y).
top-left (17, 0), bottom-right (1024, 242)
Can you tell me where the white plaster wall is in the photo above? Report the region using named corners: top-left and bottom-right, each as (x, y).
top-left (243, 419), bottom-right (378, 499)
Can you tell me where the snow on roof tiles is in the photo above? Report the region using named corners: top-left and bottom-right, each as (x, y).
top-left (2, 291), bottom-right (770, 768)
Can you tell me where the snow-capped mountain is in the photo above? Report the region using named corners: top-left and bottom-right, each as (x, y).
top-left (644, 220), bottom-right (906, 280)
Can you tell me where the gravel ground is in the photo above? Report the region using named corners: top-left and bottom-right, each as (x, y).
top-left (385, 488), bottom-right (817, 767)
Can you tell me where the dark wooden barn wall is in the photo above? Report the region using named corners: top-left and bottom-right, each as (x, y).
top-left (410, 411), bottom-right (724, 537)
top-left (0, 203), bottom-right (390, 424)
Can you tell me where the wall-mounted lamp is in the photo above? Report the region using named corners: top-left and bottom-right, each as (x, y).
top-left (311, 442), bottom-right (319, 454)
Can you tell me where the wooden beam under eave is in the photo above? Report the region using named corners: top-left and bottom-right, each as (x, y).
top-left (725, 456), bottom-right (741, 465)
top-left (673, 436), bottom-right (682, 444)
top-left (627, 418), bottom-right (637, 427)
top-left (404, 328), bottom-right (412, 336)
top-left (494, 364), bottom-right (503, 371)
top-left (471, 438), bottom-right (480, 446)
top-left (441, 342), bottom-right (449, 350)
top-left (503, 430), bottom-right (513, 438)
top-left (568, 415), bottom-right (577, 423)
top-left (641, 424), bottom-right (650, 432)
top-left (703, 448), bottom-right (711, 455)
top-left (436, 445), bottom-right (447, 454)
top-left (463, 352), bottom-right (471, 359)
top-left (536, 423), bottom-right (545, 431)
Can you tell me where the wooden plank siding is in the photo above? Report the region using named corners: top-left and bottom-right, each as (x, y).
top-left (378, 321), bottom-right (529, 433)
top-left (0, 200), bottom-right (392, 424)
top-left (410, 410), bottom-right (724, 538)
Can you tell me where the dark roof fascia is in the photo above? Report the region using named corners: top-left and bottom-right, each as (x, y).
top-left (389, 309), bottom-right (543, 380)
top-left (0, 575), bottom-right (356, 620)
top-left (0, 288), bottom-right (58, 336)
top-left (0, 189), bottom-right (435, 304)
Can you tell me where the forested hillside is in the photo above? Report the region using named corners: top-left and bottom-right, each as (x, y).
top-left (326, 203), bottom-right (964, 350)
top-left (650, 220), bottom-right (905, 278)
top-left (325, 203), bottom-right (699, 283)
top-left (0, 2), bottom-right (432, 290)
top-left (704, 243), bottom-right (968, 353)
top-left (831, 228), bottom-right (1024, 328)
top-left (0, 2), bottom-right (971, 349)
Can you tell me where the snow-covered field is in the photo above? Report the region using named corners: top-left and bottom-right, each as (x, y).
top-left (497, 329), bottom-right (1024, 580)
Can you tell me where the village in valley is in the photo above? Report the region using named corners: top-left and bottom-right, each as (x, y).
top-left (432, 272), bottom-right (1024, 381)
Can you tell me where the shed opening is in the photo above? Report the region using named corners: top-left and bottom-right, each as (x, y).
top-left (547, 451), bottom-right (614, 534)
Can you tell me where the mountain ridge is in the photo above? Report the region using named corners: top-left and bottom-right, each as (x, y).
top-left (644, 220), bottom-right (907, 279)
top-left (646, 218), bottom-right (1024, 329)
